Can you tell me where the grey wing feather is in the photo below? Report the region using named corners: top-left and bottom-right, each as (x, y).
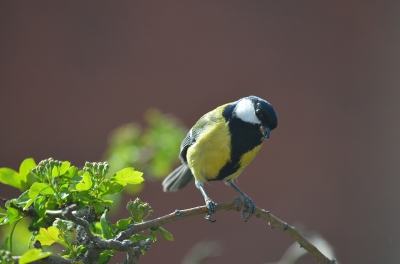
top-left (163, 128), bottom-right (199, 192)
top-left (162, 164), bottom-right (193, 192)
top-left (179, 110), bottom-right (213, 161)
top-left (178, 128), bottom-right (198, 162)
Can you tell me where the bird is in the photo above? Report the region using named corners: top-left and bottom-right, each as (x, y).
top-left (162, 95), bottom-right (278, 222)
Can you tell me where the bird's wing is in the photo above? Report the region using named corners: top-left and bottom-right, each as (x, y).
top-left (179, 104), bottom-right (230, 163)
top-left (179, 125), bottom-right (201, 163)
top-left (179, 130), bottom-right (193, 162)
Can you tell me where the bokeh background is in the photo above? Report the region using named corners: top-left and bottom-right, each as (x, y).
top-left (1, 1), bottom-right (400, 263)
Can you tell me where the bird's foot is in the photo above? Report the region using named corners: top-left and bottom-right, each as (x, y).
top-left (204, 198), bottom-right (216, 223)
top-left (241, 195), bottom-right (254, 222)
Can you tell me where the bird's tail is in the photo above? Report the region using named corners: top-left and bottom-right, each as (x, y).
top-left (162, 164), bottom-right (193, 192)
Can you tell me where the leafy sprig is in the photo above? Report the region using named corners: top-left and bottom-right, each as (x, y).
top-left (0, 158), bottom-right (172, 263)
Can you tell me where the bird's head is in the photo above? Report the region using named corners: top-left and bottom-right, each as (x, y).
top-left (233, 95), bottom-right (278, 139)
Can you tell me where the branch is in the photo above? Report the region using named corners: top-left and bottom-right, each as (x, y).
top-left (26, 199), bottom-right (334, 264)
top-left (62, 204), bottom-right (147, 264)
top-left (118, 197), bottom-right (335, 264)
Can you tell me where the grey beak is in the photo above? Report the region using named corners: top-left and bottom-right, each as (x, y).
top-left (260, 126), bottom-right (271, 139)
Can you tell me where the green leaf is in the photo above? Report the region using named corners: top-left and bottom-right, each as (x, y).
top-left (59, 161), bottom-right (71, 175)
top-left (1, 205), bottom-right (23, 225)
top-left (101, 199), bottom-right (113, 205)
top-left (35, 226), bottom-right (63, 246)
top-left (34, 196), bottom-right (47, 218)
top-left (58, 184), bottom-right (70, 200)
top-left (75, 171), bottom-right (93, 191)
top-left (100, 209), bottom-right (114, 239)
top-left (29, 183), bottom-right (55, 197)
top-left (72, 191), bottom-right (95, 205)
top-left (19, 248), bottom-right (52, 264)
top-left (91, 222), bottom-right (103, 236)
top-left (19, 158), bottom-right (36, 177)
top-left (149, 229), bottom-right (157, 242)
top-left (0, 206), bottom-right (6, 222)
top-left (75, 245), bottom-right (86, 256)
top-left (64, 166), bottom-right (78, 178)
top-left (16, 190), bottom-right (30, 208)
top-left (97, 249), bottom-right (114, 264)
top-left (0, 234), bottom-right (11, 251)
top-left (111, 168), bottom-right (144, 186)
top-left (158, 226), bottom-right (174, 241)
top-left (51, 166), bottom-right (58, 178)
top-left (24, 183), bottom-right (54, 210)
top-left (98, 180), bottom-right (123, 196)
top-left (51, 161), bottom-right (70, 178)
top-left (19, 158), bottom-right (37, 190)
top-left (115, 218), bottom-right (132, 230)
top-left (130, 234), bottom-right (153, 243)
top-left (0, 167), bottom-right (22, 189)
top-left (61, 244), bottom-right (86, 259)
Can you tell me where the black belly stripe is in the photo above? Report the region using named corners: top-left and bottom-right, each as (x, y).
top-left (212, 118), bottom-right (263, 181)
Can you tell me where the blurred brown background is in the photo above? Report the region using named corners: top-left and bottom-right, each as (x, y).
top-left (1, 1), bottom-right (400, 263)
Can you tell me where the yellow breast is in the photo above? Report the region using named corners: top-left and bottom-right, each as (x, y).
top-left (187, 120), bottom-right (231, 182)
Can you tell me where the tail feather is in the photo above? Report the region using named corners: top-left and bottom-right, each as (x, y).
top-left (162, 164), bottom-right (193, 192)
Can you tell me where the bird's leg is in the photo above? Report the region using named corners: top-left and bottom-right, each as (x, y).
top-left (195, 180), bottom-right (216, 223)
top-left (226, 181), bottom-right (254, 222)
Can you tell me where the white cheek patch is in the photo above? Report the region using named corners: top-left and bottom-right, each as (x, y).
top-left (234, 98), bottom-right (260, 124)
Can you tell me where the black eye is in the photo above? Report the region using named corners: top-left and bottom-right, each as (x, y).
top-left (255, 108), bottom-right (262, 117)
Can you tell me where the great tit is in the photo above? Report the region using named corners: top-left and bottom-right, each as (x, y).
top-left (162, 95), bottom-right (278, 222)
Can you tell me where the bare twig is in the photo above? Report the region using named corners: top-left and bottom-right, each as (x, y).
top-left (120, 197), bottom-right (335, 264)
